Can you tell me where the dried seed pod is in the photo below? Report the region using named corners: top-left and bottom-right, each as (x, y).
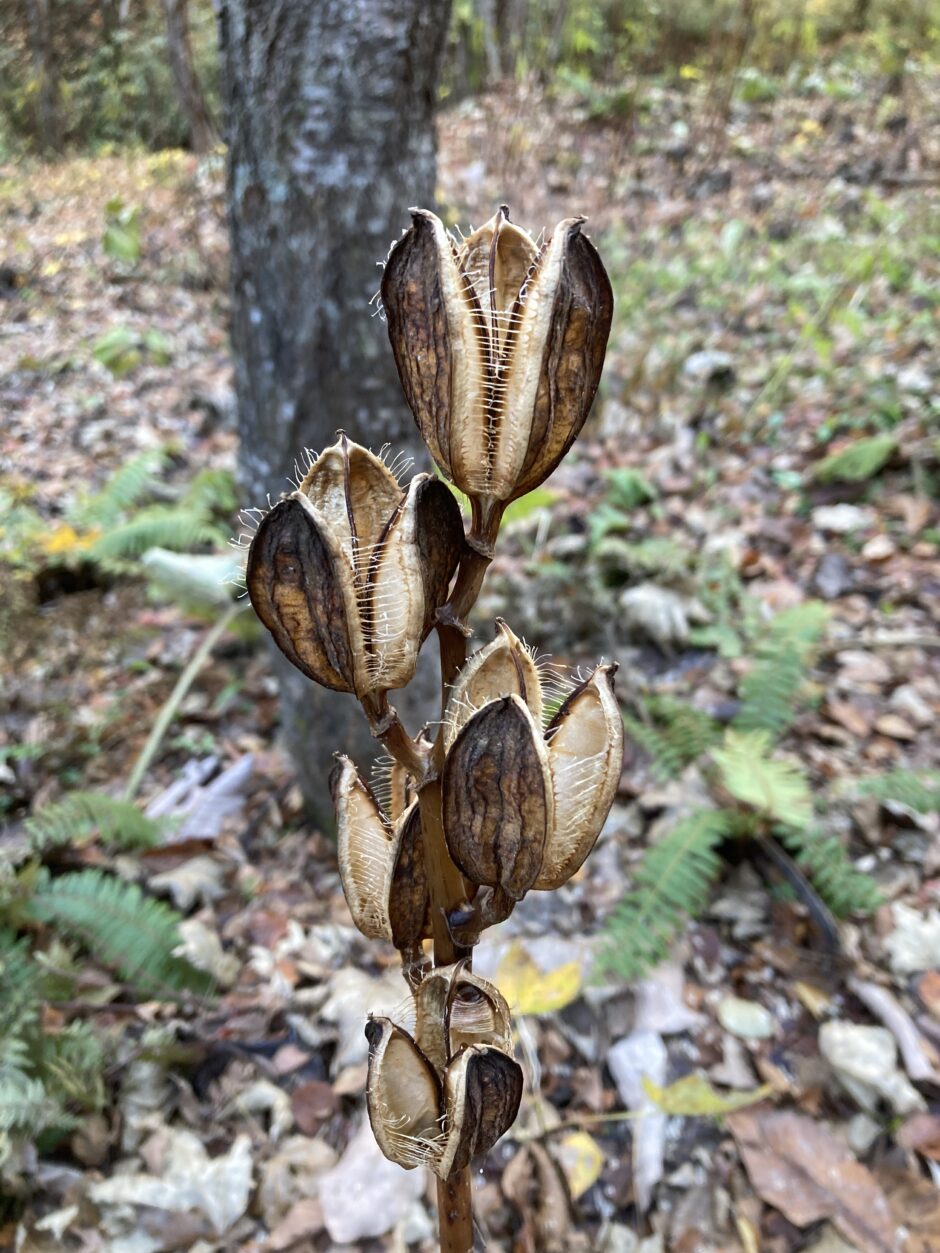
top-left (387, 800), bottom-right (430, 953)
top-left (536, 664), bottom-right (624, 889)
top-left (442, 694), bottom-right (553, 901)
top-left (444, 621), bottom-right (542, 751)
top-left (246, 493), bottom-right (361, 692)
top-left (414, 963), bottom-right (513, 1072)
top-left (333, 757), bottom-right (396, 941)
top-left (246, 436), bottom-right (463, 698)
top-left (333, 759), bottom-right (430, 947)
top-left (382, 206), bottom-right (613, 506)
top-left (436, 1045), bottom-right (524, 1179)
top-left (446, 968), bottom-right (513, 1057)
top-left (365, 1017), bottom-right (444, 1170)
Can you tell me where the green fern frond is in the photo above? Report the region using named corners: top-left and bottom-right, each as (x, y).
top-left (735, 603), bottom-right (827, 738)
top-left (851, 770), bottom-right (940, 815)
top-left (777, 826), bottom-right (882, 917)
top-left (600, 809), bottom-right (733, 980)
top-left (24, 792), bottom-right (164, 856)
top-left (0, 1068), bottom-right (69, 1133)
top-left (89, 506), bottom-right (225, 562)
top-left (26, 870), bottom-right (214, 998)
top-left (71, 448), bottom-right (169, 530)
top-left (38, 1022), bottom-right (105, 1111)
top-left (624, 695), bottom-right (722, 780)
top-left (0, 931), bottom-right (39, 1042)
top-left (712, 730), bottom-right (813, 827)
top-left (181, 468), bottom-right (237, 516)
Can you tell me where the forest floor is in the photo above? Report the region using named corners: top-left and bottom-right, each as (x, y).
top-left (1, 65), bottom-right (939, 1252)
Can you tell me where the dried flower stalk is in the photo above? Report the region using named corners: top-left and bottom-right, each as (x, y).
top-left (245, 207), bottom-right (618, 1253)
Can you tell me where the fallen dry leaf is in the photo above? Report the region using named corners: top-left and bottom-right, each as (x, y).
top-left (896, 1112), bottom-right (940, 1161)
top-left (727, 1107), bottom-right (897, 1253)
top-left (877, 1166), bottom-right (940, 1253)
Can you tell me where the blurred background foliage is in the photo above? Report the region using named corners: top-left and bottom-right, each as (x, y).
top-left (0, 0), bottom-right (938, 156)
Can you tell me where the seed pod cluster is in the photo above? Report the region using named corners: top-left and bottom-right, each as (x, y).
top-left (243, 207), bottom-right (617, 1198)
top-left (442, 624), bottom-right (623, 917)
top-left (364, 965), bottom-right (522, 1178)
top-left (333, 623), bottom-right (622, 956)
top-left (246, 434), bottom-right (463, 698)
top-left (381, 206), bottom-right (613, 510)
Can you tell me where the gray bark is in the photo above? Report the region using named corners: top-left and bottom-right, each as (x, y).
top-left (220, 0), bottom-right (452, 826)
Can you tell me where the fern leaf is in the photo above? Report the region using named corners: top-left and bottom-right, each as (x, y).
top-left (38, 1022), bottom-right (105, 1111)
top-left (735, 603), bottom-right (827, 738)
top-left (600, 809), bottom-right (733, 980)
top-left (71, 448), bottom-right (168, 530)
top-left (0, 1068), bottom-right (69, 1133)
top-left (777, 826), bottom-right (882, 917)
top-left (181, 468), bottom-right (237, 516)
top-left (0, 931), bottom-right (39, 1041)
top-left (26, 870), bottom-right (214, 998)
top-left (89, 507), bottom-right (225, 562)
top-left (624, 695), bottom-right (722, 780)
top-left (851, 770), bottom-right (940, 815)
top-left (713, 730), bottom-right (813, 827)
top-left (24, 792), bottom-right (164, 856)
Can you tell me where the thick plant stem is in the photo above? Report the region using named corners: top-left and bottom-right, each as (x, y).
top-left (417, 777), bottom-right (471, 967)
top-left (436, 1169), bottom-right (474, 1253)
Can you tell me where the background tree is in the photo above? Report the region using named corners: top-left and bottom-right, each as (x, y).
top-left (162, 0), bottom-right (216, 152)
top-left (220, 0), bottom-right (453, 824)
top-left (23, 0), bottom-right (61, 152)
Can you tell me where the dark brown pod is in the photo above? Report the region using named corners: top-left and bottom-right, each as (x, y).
top-left (510, 222), bottom-right (614, 501)
top-left (380, 211), bottom-right (457, 483)
top-left (442, 694), bottom-right (553, 900)
top-left (414, 476), bottom-right (466, 636)
top-left (438, 1045), bottom-right (524, 1178)
top-left (388, 801), bottom-right (430, 954)
top-left (246, 496), bottom-right (358, 692)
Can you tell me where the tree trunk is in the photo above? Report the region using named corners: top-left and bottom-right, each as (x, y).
top-left (220, 0), bottom-right (452, 826)
top-left (23, 0), bottom-right (61, 153)
top-left (162, 0), bottom-right (216, 153)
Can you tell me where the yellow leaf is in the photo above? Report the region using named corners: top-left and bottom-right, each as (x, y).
top-left (793, 980), bottom-right (831, 1019)
top-left (641, 1074), bottom-right (771, 1117)
top-left (679, 64), bottom-right (702, 80)
top-left (495, 941), bottom-right (582, 1016)
top-left (555, 1131), bottom-right (604, 1199)
top-left (41, 524), bottom-right (100, 556)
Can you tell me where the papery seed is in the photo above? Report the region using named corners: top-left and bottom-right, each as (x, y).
top-left (333, 757), bottom-right (395, 941)
top-left (388, 801), bottom-right (430, 954)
